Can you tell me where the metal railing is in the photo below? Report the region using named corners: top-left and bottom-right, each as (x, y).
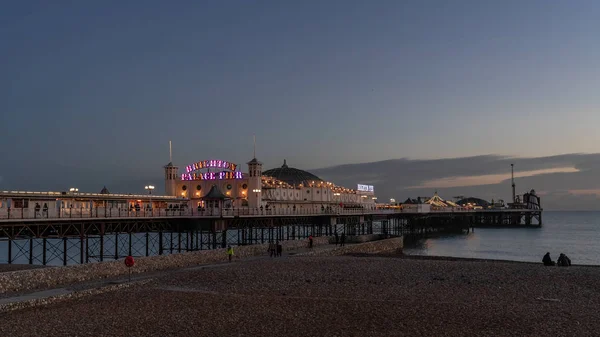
top-left (0, 205), bottom-right (540, 221)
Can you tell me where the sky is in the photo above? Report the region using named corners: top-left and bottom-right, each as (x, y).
top-left (2, 1), bottom-right (600, 208)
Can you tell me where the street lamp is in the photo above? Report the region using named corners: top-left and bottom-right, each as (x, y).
top-left (145, 185), bottom-right (154, 212)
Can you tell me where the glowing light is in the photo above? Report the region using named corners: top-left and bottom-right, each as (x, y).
top-left (185, 160), bottom-right (238, 173)
top-left (181, 171), bottom-right (243, 181)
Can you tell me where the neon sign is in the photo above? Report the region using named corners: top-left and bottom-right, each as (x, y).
top-left (182, 159), bottom-right (243, 181)
top-left (185, 160), bottom-right (237, 173)
top-left (181, 171), bottom-right (243, 181)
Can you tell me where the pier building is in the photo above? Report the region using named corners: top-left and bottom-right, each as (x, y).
top-left (166, 157), bottom-right (377, 212)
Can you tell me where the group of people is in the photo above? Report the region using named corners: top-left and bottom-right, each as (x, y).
top-left (542, 252), bottom-right (572, 266)
top-left (268, 241), bottom-right (283, 257)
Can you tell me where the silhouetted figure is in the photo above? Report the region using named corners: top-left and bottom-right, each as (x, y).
top-left (276, 242), bottom-right (282, 257)
top-left (308, 235), bottom-right (313, 248)
top-left (340, 232), bottom-right (346, 247)
top-left (269, 242), bottom-right (276, 257)
top-left (542, 252), bottom-right (555, 266)
top-left (334, 232), bottom-right (339, 246)
top-left (557, 253), bottom-right (572, 267)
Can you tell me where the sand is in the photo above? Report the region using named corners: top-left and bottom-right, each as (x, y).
top-left (0, 255), bottom-right (598, 336)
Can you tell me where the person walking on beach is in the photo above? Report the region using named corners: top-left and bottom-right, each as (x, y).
top-left (542, 252), bottom-right (555, 266)
top-left (334, 231), bottom-right (339, 246)
top-left (308, 235), bottom-right (313, 249)
top-left (276, 241), bottom-right (282, 257)
top-left (226, 245), bottom-right (234, 263)
top-left (340, 232), bottom-right (346, 247)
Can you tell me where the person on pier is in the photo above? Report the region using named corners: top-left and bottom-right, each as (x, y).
top-left (557, 253), bottom-right (572, 267)
top-left (542, 252), bottom-right (555, 266)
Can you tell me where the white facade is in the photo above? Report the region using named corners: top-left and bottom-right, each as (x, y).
top-left (167, 157), bottom-right (377, 211)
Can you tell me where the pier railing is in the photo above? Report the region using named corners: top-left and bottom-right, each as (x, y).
top-left (0, 206), bottom-right (540, 221)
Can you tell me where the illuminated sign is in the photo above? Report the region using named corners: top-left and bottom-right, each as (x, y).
top-left (182, 171), bottom-right (243, 181)
top-left (185, 160), bottom-right (237, 173)
top-left (182, 159), bottom-right (243, 181)
top-left (357, 184), bottom-right (374, 192)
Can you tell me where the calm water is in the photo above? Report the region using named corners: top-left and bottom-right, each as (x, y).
top-left (404, 211), bottom-right (600, 265)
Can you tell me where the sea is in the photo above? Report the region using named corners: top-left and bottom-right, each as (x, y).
top-left (403, 211), bottom-right (600, 265)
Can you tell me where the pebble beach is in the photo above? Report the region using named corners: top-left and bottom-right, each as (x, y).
top-left (0, 254), bottom-right (598, 336)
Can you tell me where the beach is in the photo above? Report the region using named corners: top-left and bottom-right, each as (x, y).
top-left (0, 253), bottom-right (598, 337)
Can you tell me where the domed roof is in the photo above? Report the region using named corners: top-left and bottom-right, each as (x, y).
top-left (456, 197), bottom-right (490, 207)
top-left (263, 160), bottom-right (323, 187)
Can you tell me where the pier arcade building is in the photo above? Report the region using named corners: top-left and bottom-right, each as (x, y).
top-left (165, 157), bottom-right (377, 211)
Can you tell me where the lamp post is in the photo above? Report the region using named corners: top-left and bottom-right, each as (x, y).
top-left (145, 185), bottom-right (154, 215)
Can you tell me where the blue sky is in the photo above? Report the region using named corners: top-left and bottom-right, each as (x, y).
top-left (2, 1), bottom-right (600, 199)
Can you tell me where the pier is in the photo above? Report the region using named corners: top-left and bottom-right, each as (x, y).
top-left (0, 159), bottom-right (543, 266)
top-left (0, 206), bottom-right (541, 266)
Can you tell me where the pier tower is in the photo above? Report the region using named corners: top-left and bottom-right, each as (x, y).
top-left (247, 136), bottom-right (263, 208)
top-left (164, 162), bottom-right (179, 197)
top-left (247, 158), bottom-right (262, 208)
top-left (164, 141), bottom-right (179, 197)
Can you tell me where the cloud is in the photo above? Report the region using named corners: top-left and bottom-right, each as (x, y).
top-left (410, 167), bottom-right (580, 189)
top-left (312, 153), bottom-right (600, 210)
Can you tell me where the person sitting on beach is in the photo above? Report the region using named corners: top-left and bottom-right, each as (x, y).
top-left (557, 253), bottom-right (572, 267)
top-left (542, 252), bottom-right (555, 266)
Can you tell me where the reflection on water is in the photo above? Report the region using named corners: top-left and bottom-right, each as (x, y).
top-left (403, 211), bottom-right (600, 265)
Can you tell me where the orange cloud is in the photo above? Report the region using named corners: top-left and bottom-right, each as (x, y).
top-left (409, 167), bottom-right (579, 189)
top-left (568, 189), bottom-right (600, 196)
